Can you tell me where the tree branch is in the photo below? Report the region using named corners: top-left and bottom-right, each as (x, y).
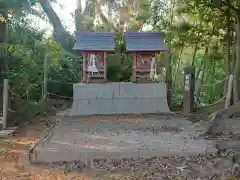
top-left (206, 0), bottom-right (239, 15)
top-left (220, 0), bottom-right (239, 12)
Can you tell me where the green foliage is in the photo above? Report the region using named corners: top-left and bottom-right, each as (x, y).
top-left (107, 33), bottom-right (132, 82)
top-left (172, 88), bottom-right (184, 110)
top-left (3, 0), bottom-right (240, 120)
top-left (141, 0), bottom-right (232, 106)
top-left (0, 14), bottom-right (81, 119)
top-left (18, 100), bottom-right (50, 121)
top-left (30, 0), bottom-right (37, 6)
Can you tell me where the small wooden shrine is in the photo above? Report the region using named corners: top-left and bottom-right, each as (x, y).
top-left (124, 32), bottom-right (167, 83)
top-left (73, 32), bottom-right (116, 83)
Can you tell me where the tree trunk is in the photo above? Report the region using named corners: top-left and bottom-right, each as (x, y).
top-left (196, 63), bottom-right (206, 104)
top-left (226, 1), bottom-right (232, 75)
top-left (172, 47), bottom-right (184, 91)
top-left (225, 74), bottom-right (233, 108)
top-left (232, 32), bottom-right (236, 72)
top-left (233, 22), bottom-right (240, 103)
top-left (39, 0), bottom-right (71, 47)
top-left (166, 0), bottom-right (175, 109)
top-left (195, 46), bottom-right (209, 104)
top-left (191, 45), bottom-right (198, 66)
top-left (209, 61), bottom-right (216, 104)
top-left (224, 2), bottom-right (233, 102)
top-left (229, 30), bottom-right (236, 102)
top-left (75, 0), bottom-right (86, 31)
top-left (195, 57), bottom-right (205, 80)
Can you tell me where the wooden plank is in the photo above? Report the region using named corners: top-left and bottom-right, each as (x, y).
top-left (103, 52), bottom-right (107, 81)
top-left (136, 69), bottom-right (151, 72)
top-left (136, 79), bottom-right (153, 83)
top-left (82, 53), bottom-right (88, 82)
top-left (132, 53), bottom-right (136, 82)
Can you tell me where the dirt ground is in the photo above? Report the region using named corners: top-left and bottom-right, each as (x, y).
top-left (0, 113), bottom-right (94, 180)
top-left (0, 101), bottom-right (238, 180)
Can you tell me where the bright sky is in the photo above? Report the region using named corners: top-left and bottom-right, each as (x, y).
top-left (32, 0), bottom-right (151, 34)
top-left (52, 0), bottom-right (77, 32)
top-left (33, 0), bottom-right (83, 34)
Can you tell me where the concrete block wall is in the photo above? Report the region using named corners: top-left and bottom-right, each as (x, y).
top-left (68, 83), bottom-right (171, 116)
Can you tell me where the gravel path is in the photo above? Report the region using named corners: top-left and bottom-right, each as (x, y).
top-left (34, 151), bottom-right (237, 179)
top-left (23, 112), bottom-right (238, 179)
top-left (37, 116), bottom-right (214, 158)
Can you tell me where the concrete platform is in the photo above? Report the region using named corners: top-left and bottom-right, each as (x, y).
top-left (69, 82), bottom-right (171, 116)
top-left (33, 116), bottom-right (216, 164)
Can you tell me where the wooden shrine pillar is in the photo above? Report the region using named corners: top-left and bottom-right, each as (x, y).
top-left (132, 53), bottom-right (136, 82)
top-left (183, 66), bottom-right (195, 113)
top-left (82, 53), bottom-right (88, 82)
top-left (103, 52), bottom-right (107, 81)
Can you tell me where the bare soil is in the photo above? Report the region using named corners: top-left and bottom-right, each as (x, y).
top-left (0, 100), bottom-right (91, 179)
top-left (0, 100), bottom-right (238, 180)
top-left (0, 116), bottom-right (84, 179)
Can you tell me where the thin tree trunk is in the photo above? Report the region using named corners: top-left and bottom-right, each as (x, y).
top-left (166, 0), bottom-right (175, 109)
top-left (226, 0), bottom-right (232, 75)
top-left (232, 33), bottom-right (236, 72)
top-left (209, 61), bottom-right (216, 104)
top-left (224, 2), bottom-right (232, 100)
top-left (195, 59), bottom-right (204, 80)
top-left (225, 74), bottom-right (233, 108)
top-left (172, 47), bottom-right (184, 91)
top-left (196, 63), bottom-right (206, 104)
top-left (194, 35), bottom-right (211, 100)
top-left (195, 46), bottom-right (209, 104)
top-left (195, 45), bottom-right (209, 80)
top-left (191, 45), bottom-right (198, 66)
top-left (233, 22), bottom-right (240, 103)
